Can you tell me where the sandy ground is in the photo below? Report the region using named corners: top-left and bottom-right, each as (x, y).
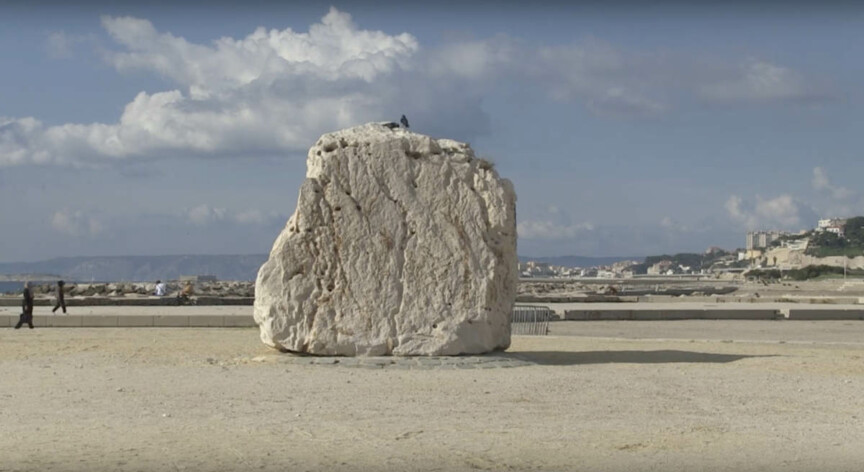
top-left (2, 323), bottom-right (864, 472)
top-left (551, 319), bottom-right (864, 344)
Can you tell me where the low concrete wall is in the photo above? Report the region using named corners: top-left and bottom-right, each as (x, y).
top-left (517, 295), bottom-right (629, 303)
top-left (564, 308), bottom-right (781, 321)
top-left (1, 314), bottom-right (256, 328)
top-left (634, 296), bottom-right (864, 305)
top-left (785, 309), bottom-right (864, 320)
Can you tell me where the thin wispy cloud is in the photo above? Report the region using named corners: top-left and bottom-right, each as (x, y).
top-left (186, 204), bottom-right (284, 227)
top-left (44, 31), bottom-right (90, 59)
top-left (517, 220), bottom-right (595, 240)
top-left (700, 59), bottom-right (829, 104)
top-left (812, 166), bottom-right (854, 200)
top-left (51, 210), bottom-right (104, 237)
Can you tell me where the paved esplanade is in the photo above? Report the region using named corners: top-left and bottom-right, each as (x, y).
top-left (0, 305), bottom-right (256, 327)
top-left (5, 302), bottom-right (864, 328)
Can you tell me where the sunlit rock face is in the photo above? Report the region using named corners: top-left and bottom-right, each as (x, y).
top-left (254, 123), bottom-right (517, 356)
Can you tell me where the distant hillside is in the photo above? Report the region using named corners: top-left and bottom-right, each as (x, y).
top-left (0, 255), bottom-right (268, 282)
top-left (518, 255), bottom-right (642, 268)
top-left (0, 273), bottom-right (61, 282)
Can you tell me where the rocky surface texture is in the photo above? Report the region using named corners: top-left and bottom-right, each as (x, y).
top-left (255, 123), bottom-right (517, 356)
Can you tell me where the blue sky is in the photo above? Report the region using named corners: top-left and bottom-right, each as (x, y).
top-left (2, 1), bottom-right (864, 262)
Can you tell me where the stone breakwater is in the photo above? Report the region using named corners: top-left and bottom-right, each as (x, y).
top-left (0, 281), bottom-right (255, 298)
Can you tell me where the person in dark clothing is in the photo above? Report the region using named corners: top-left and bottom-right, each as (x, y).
top-left (15, 282), bottom-right (34, 329)
top-left (52, 280), bottom-right (67, 314)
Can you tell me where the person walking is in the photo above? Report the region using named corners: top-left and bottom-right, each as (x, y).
top-left (15, 282), bottom-right (34, 329)
top-left (51, 280), bottom-right (67, 314)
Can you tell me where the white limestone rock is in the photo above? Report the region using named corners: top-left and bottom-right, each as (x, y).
top-left (254, 123), bottom-right (517, 356)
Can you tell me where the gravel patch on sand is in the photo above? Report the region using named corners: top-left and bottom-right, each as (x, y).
top-left (2, 325), bottom-right (864, 471)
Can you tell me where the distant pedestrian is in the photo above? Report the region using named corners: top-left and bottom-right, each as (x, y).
top-left (400, 114), bottom-right (409, 129)
top-left (15, 282), bottom-right (34, 329)
top-left (154, 280), bottom-right (167, 297)
top-left (177, 282), bottom-right (194, 305)
top-left (52, 280), bottom-right (67, 314)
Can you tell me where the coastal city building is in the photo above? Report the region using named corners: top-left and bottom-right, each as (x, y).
top-left (521, 214), bottom-right (858, 280)
top-left (518, 260), bottom-right (639, 279)
top-left (647, 260), bottom-right (675, 275)
top-left (818, 218), bottom-right (845, 230)
top-left (816, 218), bottom-right (846, 237)
top-left (746, 231), bottom-right (785, 250)
top-left (782, 239), bottom-right (809, 251)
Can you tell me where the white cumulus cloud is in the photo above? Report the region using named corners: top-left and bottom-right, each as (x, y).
top-left (1, 9), bottom-right (434, 168)
top-left (725, 194), bottom-right (813, 230)
top-left (0, 9), bottom-right (832, 168)
top-left (101, 9), bottom-right (418, 92)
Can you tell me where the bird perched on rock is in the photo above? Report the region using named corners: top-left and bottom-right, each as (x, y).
top-left (400, 115), bottom-right (410, 128)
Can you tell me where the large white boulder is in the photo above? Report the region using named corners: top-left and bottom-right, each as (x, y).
top-left (254, 123), bottom-right (517, 356)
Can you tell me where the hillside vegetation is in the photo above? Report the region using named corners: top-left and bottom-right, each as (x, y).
top-left (805, 216), bottom-right (864, 258)
top-left (631, 250), bottom-right (738, 274)
top-left (748, 265), bottom-right (864, 281)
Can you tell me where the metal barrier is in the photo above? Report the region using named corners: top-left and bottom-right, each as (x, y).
top-left (511, 305), bottom-right (552, 336)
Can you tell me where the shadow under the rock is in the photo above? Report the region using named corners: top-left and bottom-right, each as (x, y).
top-left (506, 350), bottom-right (770, 366)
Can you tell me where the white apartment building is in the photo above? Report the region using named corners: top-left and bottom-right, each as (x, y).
top-left (746, 231), bottom-right (784, 250)
top-left (818, 218), bottom-right (845, 229)
top-left (816, 218), bottom-right (846, 237)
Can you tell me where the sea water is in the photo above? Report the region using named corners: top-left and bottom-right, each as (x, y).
top-left (0, 281), bottom-right (52, 295)
top-left (0, 281), bottom-right (24, 294)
